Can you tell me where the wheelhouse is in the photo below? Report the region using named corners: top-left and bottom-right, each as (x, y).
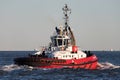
top-left (51, 35), bottom-right (70, 47)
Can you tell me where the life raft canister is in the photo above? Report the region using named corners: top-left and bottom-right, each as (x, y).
top-left (72, 46), bottom-right (78, 53)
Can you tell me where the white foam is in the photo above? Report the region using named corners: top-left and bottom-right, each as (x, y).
top-left (22, 65), bottom-right (34, 71)
top-left (0, 64), bottom-right (21, 71)
top-left (0, 64), bottom-right (36, 71)
top-left (97, 62), bottom-right (120, 70)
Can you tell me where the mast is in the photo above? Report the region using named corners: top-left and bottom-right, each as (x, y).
top-left (62, 4), bottom-right (76, 46)
top-left (62, 4), bottom-right (71, 31)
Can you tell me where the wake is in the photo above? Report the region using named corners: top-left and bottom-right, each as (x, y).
top-left (0, 62), bottom-right (120, 71)
top-left (97, 62), bottom-right (120, 70)
top-left (0, 64), bottom-right (34, 71)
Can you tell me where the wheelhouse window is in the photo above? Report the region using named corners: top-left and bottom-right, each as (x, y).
top-left (54, 39), bottom-right (57, 46)
top-left (64, 39), bottom-right (68, 45)
top-left (58, 39), bottom-right (62, 46)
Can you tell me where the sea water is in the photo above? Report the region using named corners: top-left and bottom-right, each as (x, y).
top-left (0, 51), bottom-right (120, 80)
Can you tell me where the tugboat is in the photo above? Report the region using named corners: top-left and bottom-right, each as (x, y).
top-left (14, 4), bottom-right (98, 69)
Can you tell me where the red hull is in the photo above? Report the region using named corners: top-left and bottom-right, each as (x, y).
top-left (14, 55), bottom-right (98, 69)
top-left (38, 55), bottom-right (98, 69)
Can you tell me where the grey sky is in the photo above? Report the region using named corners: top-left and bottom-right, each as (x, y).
top-left (0, 0), bottom-right (120, 50)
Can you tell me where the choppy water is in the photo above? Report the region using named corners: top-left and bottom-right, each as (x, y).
top-left (0, 51), bottom-right (120, 80)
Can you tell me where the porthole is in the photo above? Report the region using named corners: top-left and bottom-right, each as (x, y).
top-left (72, 55), bottom-right (74, 57)
top-left (63, 55), bottom-right (65, 57)
top-left (81, 55), bottom-right (83, 57)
